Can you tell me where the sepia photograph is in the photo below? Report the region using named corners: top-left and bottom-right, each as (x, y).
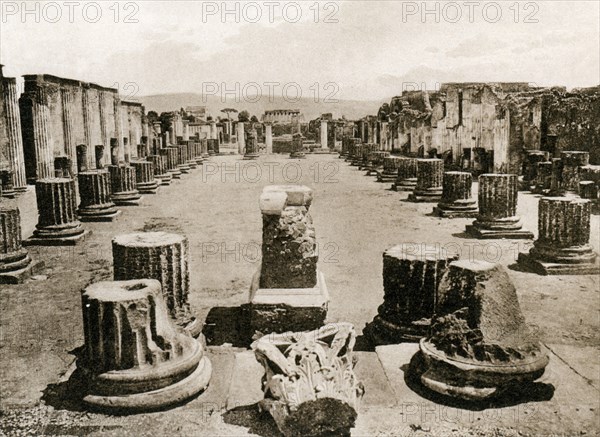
top-left (0, 1), bottom-right (599, 436)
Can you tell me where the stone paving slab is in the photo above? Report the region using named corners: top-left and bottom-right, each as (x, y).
top-left (354, 351), bottom-right (397, 407)
top-left (226, 350), bottom-right (265, 411)
top-left (545, 343), bottom-right (600, 389)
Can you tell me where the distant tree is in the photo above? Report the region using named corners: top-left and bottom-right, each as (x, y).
top-left (238, 110), bottom-right (250, 123)
top-left (221, 108), bottom-right (238, 122)
top-left (250, 115), bottom-right (259, 123)
top-left (207, 115), bottom-right (213, 121)
top-left (147, 111), bottom-right (159, 124)
top-left (159, 112), bottom-right (173, 132)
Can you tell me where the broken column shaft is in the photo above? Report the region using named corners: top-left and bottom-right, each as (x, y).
top-left (560, 151), bottom-right (589, 193)
top-left (147, 154), bottom-right (172, 185)
top-left (77, 170), bottom-right (121, 222)
top-left (433, 171), bottom-right (478, 218)
top-left (392, 157), bottom-right (418, 191)
top-left (408, 159), bottom-right (444, 202)
top-left (108, 165), bottom-right (142, 206)
top-left (161, 147), bottom-right (181, 179)
top-left (377, 156), bottom-right (403, 183)
top-left (533, 161), bottom-right (553, 194)
top-left (131, 160), bottom-right (159, 194)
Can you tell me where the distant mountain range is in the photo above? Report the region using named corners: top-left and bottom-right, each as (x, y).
top-left (137, 93), bottom-right (386, 121)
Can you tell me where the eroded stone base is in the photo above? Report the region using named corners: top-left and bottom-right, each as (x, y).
top-left (0, 250), bottom-right (45, 284)
top-left (407, 189), bottom-right (443, 202)
top-left (79, 208), bottom-right (122, 222)
top-left (517, 251), bottom-right (600, 275)
top-left (112, 192), bottom-right (143, 206)
top-left (465, 224), bottom-right (534, 239)
top-left (433, 201), bottom-right (479, 218)
top-left (24, 228), bottom-right (89, 246)
top-left (364, 315), bottom-right (429, 344)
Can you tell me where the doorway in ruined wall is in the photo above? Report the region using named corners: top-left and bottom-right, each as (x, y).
top-left (76, 145), bottom-right (88, 173)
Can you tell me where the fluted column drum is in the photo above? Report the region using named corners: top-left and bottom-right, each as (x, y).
top-left (393, 157), bottom-right (418, 191)
top-left (131, 161), bottom-right (159, 194)
top-left (0, 204), bottom-right (37, 282)
top-left (161, 148), bottom-right (181, 178)
top-left (108, 165), bottom-right (142, 206)
top-left (522, 150), bottom-right (549, 190)
top-left (408, 159), bottom-right (443, 202)
top-left (533, 161), bottom-right (553, 194)
top-left (184, 142), bottom-right (197, 168)
top-left (466, 174), bottom-right (533, 239)
top-left (177, 145), bottom-right (191, 173)
top-left (351, 144), bottom-right (364, 166)
top-left (378, 156), bottom-right (402, 182)
top-left (365, 151), bottom-right (389, 174)
top-left (78, 170), bottom-right (120, 221)
top-left (112, 232), bottom-right (201, 337)
top-left (24, 178), bottom-right (88, 245)
top-left (3, 78), bottom-right (27, 191)
top-left (148, 154), bottom-right (172, 185)
top-left (561, 151), bottom-right (589, 193)
top-left (433, 171), bottom-right (478, 217)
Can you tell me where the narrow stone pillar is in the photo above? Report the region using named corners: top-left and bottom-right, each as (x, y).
top-left (549, 158), bottom-right (564, 195)
top-left (408, 159), bottom-right (444, 202)
top-left (182, 120), bottom-right (190, 141)
top-left (533, 161), bottom-right (553, 194)
top-left (112, 232), bottom-right (201, 337)
top-left (411, 260), bottom-right (549, 401)
top-left (185, 141), bottom-right (197, 168)
top-left (82, 87), bottom-right (96, 171)
top-left (320, 119), bottom-right (328, 148)
top-left (131, 161), bottom-right (159, 194)
top-left (561, 151), bottom-right (589, 193)
top-left (244, 130), bottom-right (260, 159)
top-left (252, 323), bottom-right (363, 437)
top-left (24, 178), bottom-right (88, 245)
top-left (237, 122), bottom-right (245, 154)
top-left (2, 77), bottom-right (27, 191)
top-left (0, 203), bottom-right (42, 283)
top-left (0, 170), bottom-right (16, 198)
top-left (177, 145), bottom-right (191, 174)
top-left (78, 170), bottom-right (121, 222)
top-left (108, 165), bottom-right (142, 206)
top-left (147, 154), bottom-right (172, 185)
top-left (359, 144), bottom-right (377, 169)
top-left (521, 150), bottom-right (549, 190)
top-left (364, 244), bottom-right (459, 344)
top-left (22, 83), bottom-right (55, 180)
top-left (247, 185), bottom-right (328, 334)
top-left (206, 139), bottom-right (216, 157)
top-left (163, 147), bottom-right (182, 178)
top-left (518, 196), bottom-right (599, 274)
top-left (393, 157), bottom-right (418, 191)
top-left (61, 88), bottom-right (77, 177)
top-left (290, 133), bottom-right (305, 159)
top-left (265, 123), bottom-right (273, 154)
top-left (79, 279), bottom-right (211, 412)
top-left (377, 156), bottom-right (402, 182)
top-left (466, 174), bottom-right (533, 239)
top-left (433, 171), bottom-right (478, 217)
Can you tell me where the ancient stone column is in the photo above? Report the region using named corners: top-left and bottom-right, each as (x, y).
top-left (112, 232), bottom-right (201, 337)
top-left (24, 178), bottom-right (88, 245)
top-left (0, 203), bottom-right (42, 283)
top-left (521, 150), bottom-right (549, 191)
top-left (289, 133), bottom-right (305, 159)
top-left (408, 159), bottom-right (444, 202)
top-left (466, 174), bottom-right (533, 239)
top-left (377, 156), bottom-right (403, 183)
top-left (392, 157), bottom-right (418, 191)
top-left (0, 170), bottom-right (16, 198)
top-left (411, 260), bottom-right (549, 401)
top-left (533, 161), bottom-right (553, 194)
top-left (359, 144), bottom-right (377, 169)
top-left (433, 171), bottom-right (478, 218)
top-left (147, 154), bottom-right (172, 185)
top-left (131, 160), bottom-right (159, 194)
top-left (177, 145), bottom-right (191, 174)
top-left (22, 83), bottom-right (55, 180)
top-left (518, 196), bottom-right (599, 275)
top-left (82, 87), bottom-right (96, 171)
top-left (560, 151), bottom-right (589, 193)
top-left (184, 141), bottom-right (197, 169)
top-left (237, 122), bottom-right (245, 154)
top-left (206, 139), bottom-right (216, 157)
top-left (350, 144), bottom-right (364, 166)
top-left (79, 279), bottom-right (212, 412)
top-left (265, 123), bottom-right (273, 154)
top-left (252, 323), bottom-right (363, 437)
top-left (549, 158), bottom-right (564, 195)
top-left (320, 119), bottom-right (328, 148)
top-left (78, 170), bottom-right (121, 222)
top-left (365, 151), bottom-right (390, 175)
top-left (364, 244), bottom-right (459, 344)
top-left (161, 147), bottom-right (181, 178)
top-left (244, 130), bottom-right (260, 160)
top-left (108, 165), bottom-right (142, 206)
top-left (2, 77), bottom-right (27, 191)
top-left (61, 88), bottom-right (78, 177)
top-left (248, 185), bottom-right (328, 334)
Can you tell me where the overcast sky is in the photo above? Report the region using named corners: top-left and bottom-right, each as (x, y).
top-left (1, 1), bottom-right (599, 101)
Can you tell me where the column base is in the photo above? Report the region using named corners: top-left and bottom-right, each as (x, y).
top-left (194, 157), bottom-right (204, 165)
top-left (81, 343), bottom-right (212, 413)
top-left (168, 169), bottom-right (182, 179)
top-left (112, 191), bottom-right (142, 206)
top-left (0, 250), bottom-right (45, 284)
top-left (392, 178), bottom-right (417, 192)
top-left (363, 315), bottom-right (428, 345)
top-left (1, 189), bottom-right (17, 199)
top-left (186, 160), bottom-right (198, 169)
top-left (466, 217), bottom-right (533, 239)
top-left (247, 270), bottom-right (329, 335)
top-left (365, 165), bottom-right (383, 176)
top-left (411, 339), bottom-right (549, 401)
top-left (289, 152), bottom-right (306, 159)
top-left (377, 171), bottom-right (398, 183)
top-left (433, 200), bottom-right (479, 218)
top-left (243, 153), bottom-right (260, 160)
top-left (407, 188), bottom-right (443, 202)
top-left (137, 181), bottom-right (159, 194)
top-left (24, 226), bottom-right (89, 246)
top-left (178, 164), bottom-right (191, 174)
top-left (518, 249), bottom-right (600, 275)
top-left (157, 174), bottom-right (172, 185)
top-left (79, 205), bottom-right (122, 222)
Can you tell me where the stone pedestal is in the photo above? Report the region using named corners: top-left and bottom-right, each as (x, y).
top-left (248, 185), bottom-right (328, 335)
top-left (365, 151), bottom-right (389, 175)
top-left (350, 144), bottom-right (364, 166)
top-left (359, 144), bottom-right (377, 170)
top-left (408, 159), bottom-right (444, 202)
top-left (112, 232), bottom-right (202, 337)
top-left (392, 157), bottom-right (418, 191)
top-left (244, 130), bottom-right (260, 160)
top-left (79, 279), bottom-right (212, 412)
top-left (377, 156), bottom-right (402, 183)
top-left (0, 170), bottom-right (17, 198)
top-left (108, 165), bottom-right (142, 206)
top-left (161, 148), bottom-right (181, 179)
top-left (77, 170), bottom-right (121, 222)
top-left (191, 141), bottom-right (203, 164)
top-left (131, 161), bottom-right (159, 194)
top-left (518, 196), bottom-right (600, 275)
top-left (237, 122), bottom-right (245, 155)
top-left (433, 171), bottom-right (478, 217)
top-left (364, 245), bottom-right (459, 344)
top-left (345, 138), bottom-right (360, 162)
top-left (560, 151), bottom-right (589, 193)
top-left (533, 161), bottom-right (552, 194)
top-left (0, 204), bottom-right (43, 283)
top-left (411, 260), bottom-right (549, 401)
top-left (24, 178), bottom-right (88, 246)
top-left (206, 139), bottom-right (216, 157)
top-left (147, 154), bottom-right (172, 186)
top-left (521, 150), bottom-right (549, 190)
top-left (289, 133), bottom-right (305, 159)
top-left (252, 323), bottom-right (363, 437)
top-left (177, 145), bottom-right (191, 174)
top-left (466, 174), bottom-right (533, 239)
top-left (265, 124), bottom-right (273, 154)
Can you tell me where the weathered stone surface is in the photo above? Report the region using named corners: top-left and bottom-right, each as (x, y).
top-left (365, 151), bottom-right (389, 175)
top-left (411, 260), bottom-right (549, 401)
top-left (350, 144), bottom-right (364, 166)
top-left (344, 138), bottom-right (360, 162)
top-left (364, 244), bottom-right (459, 344)
top-left (161, 147), bottom-right (182, 178)
top-left (0, 203), bottom-right (43, 283)
top-left (77, 170), bottom-right (121, 222)
top-left (108, 165), bottom-right (142, 206)
top-left (131, 160), bottom-right (159, 194)
top-left (289, 133), bottom-right (305, 159)
top-left (112, 232), bottom-right (201, 337)
top-left (533, 161), bottom-right (553, 194)
top-left (560, 151), bottom-right (589, 193)
top-left (407, 159), bottom-right (444, 202)
top-left (24, 178), bottom-right (88, 246)
top-left (358, 144), bottom-right (377, 169)
top-left (466, 174), bottom-right (533, 239)
top-left (252, 323), bottom-right (364, 437)
top-left (392, 157), bottom-right (418, 191)
top-left (177, 144), bottom-right (191, 173)
top-left (147, 154), bottom-right (172, 185)
top-left (433, 171), bottom-right (478, 217)
top-left (518, 196), bottom-right (600, 274)
top-left (79, 279), bottom-right (212, 412)
top-left (377, 156), bottom-right (403, 183)
top-left (244, 130), bottom-right (260, 159)
top-left (521, 150), bottom-right (549, 190)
